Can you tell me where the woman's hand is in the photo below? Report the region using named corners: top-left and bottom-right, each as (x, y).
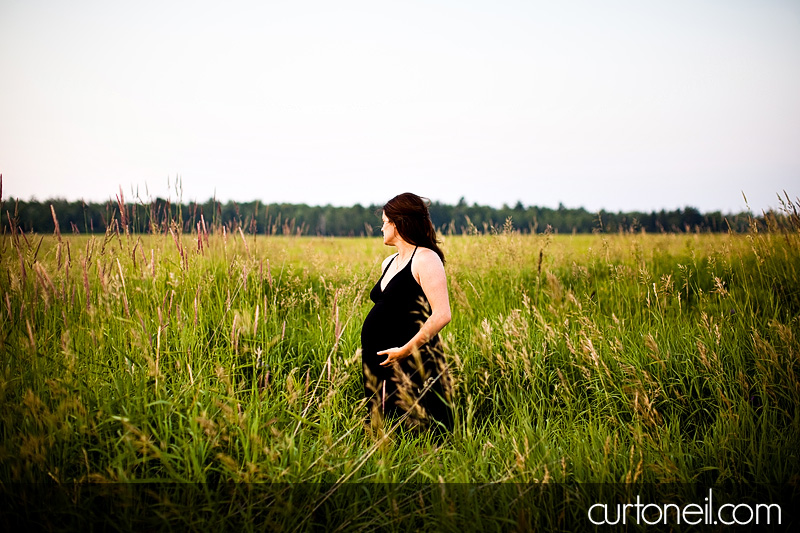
top-left (377, 347), bottom-right (409, 367)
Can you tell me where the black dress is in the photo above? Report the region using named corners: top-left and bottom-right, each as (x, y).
top-left (361, 247), bottom-right (453, 431)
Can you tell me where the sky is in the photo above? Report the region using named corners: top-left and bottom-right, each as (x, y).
top-left (1, 0), bottom-right (798, 214)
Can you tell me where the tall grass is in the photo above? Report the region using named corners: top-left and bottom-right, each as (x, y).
top-left (1, 197), bottom-right (799, 530)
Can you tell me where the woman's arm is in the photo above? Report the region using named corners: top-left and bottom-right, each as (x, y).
top-left (378, 249), bottom-right (451, 367)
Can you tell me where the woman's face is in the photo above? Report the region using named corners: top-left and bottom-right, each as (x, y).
top-left (381, 212), bottom-right (397, 245)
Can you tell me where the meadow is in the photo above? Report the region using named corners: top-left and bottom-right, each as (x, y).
top-left (1, 205), bottom-right (799, 531)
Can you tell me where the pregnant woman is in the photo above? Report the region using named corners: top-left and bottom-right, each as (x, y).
top-left (361, 192), bottom-right (454, 432)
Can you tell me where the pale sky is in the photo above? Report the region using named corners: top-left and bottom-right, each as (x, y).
top-left (1, 0), bottom-right (798, 213)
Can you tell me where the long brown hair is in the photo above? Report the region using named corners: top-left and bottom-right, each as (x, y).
top-left (383, 192), bottom-right (445, 265)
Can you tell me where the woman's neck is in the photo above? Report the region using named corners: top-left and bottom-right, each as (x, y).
top-left (394, 240), bottom-right (416, 261)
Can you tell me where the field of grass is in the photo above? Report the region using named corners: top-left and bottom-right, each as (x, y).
top-left (1, 207), bottom-right (799, 530)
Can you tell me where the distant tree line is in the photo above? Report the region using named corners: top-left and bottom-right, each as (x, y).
top-left (2, 195), bottom-right (758, 236)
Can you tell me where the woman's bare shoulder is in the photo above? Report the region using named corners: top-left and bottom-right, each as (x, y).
top-left (381, 253), bottom-right (398, 270)
top-left (412, 247), bottom-right (444, 269)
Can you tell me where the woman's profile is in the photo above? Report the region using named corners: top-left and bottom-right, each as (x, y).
top-left (360, 192), bottom-right (454, 432)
